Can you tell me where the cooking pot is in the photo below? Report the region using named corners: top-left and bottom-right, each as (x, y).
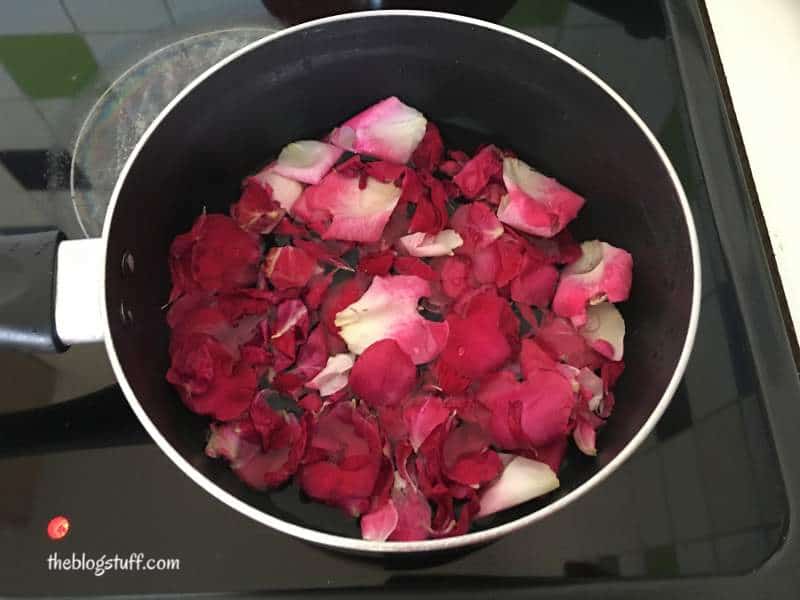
top-left (0, 11), bottom-right (700, 553)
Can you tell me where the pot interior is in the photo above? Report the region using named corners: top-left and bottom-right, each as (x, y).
top-left (104, 14), bottom-right (695, 541)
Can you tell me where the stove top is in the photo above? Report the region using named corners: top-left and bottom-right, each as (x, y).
top-left (1, 1), bottom-right (799, 597)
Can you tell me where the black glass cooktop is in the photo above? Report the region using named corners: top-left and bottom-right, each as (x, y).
top-left (1, 1), bottom-right (799, 597)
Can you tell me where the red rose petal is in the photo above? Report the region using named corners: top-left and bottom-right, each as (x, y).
top-left (299, 402), bottom-right (383, 516)
top-left (452, 145), bottom-right (503, 199)
top-left (404, 395), bottom-right (451, 451)
top-left (439, 288), bottom-right (512, 379)
top-left (393, 256), bottom-right (438, 281)
top-left (230, 178), bottom-right (285, 234)
top-left (320, 274), bottom-right (370, 337)
top-left (450, 202), bottom-right (504, 255)
top-left (411, 122), bottom-right (444, 171)
top-left (534, 310), bottom-right (605, 370)
top-left (357, 250), bottom-right (395, 276)
top-left (439, 256), bottom-right (471, 298)
top-left (510, 263), bottom-right (559, 307)
top-left (349, 339), bottom-right (417, 407)
top-left (264, 246), bottom-right (320, 291)
top-left (169, 214), bottom-right (262, 301)
top-left (248, 164), bottom-right (304, 212)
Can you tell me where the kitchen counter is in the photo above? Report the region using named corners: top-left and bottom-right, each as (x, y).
top-left (705, 0), bottom-right (800, 334)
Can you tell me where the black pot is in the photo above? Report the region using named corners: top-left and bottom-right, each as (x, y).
top-left (0, 11), bottom-right (700, 553)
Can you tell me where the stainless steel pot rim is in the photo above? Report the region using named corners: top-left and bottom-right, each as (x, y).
top-left (100, 10), bottom-right (702, 553)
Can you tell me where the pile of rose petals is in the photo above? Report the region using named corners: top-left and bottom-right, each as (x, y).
top-left (166, 97), bottom-right (633, 541)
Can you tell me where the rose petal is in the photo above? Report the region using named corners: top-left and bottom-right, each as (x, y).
top-left (578, 301), bottom-right (625, 361)
top-left (264, 246), bottom-right (320, 291)
top-left (357, 250), bottom-right (395, 276)
top-left (249, 164), bottom-right (304, 212)
top-left (552, 240), bottom-right (633, 326)
top-left (334, 275), bottom-right (449, 365)
top-left (497, 157), bottom-right (585, 238)
top-left (293, 170), bottom-right (402, 242)
top-left (398, 230), bottom-right (463, 258)
top-left (519, 338), bottom-right (558, 378)
top-left (439, 256), bottom-right (471, 298)
top-left (321, 274), bottom-right (370, 336)
top-left (230, 179), bottom-right (284, 234)
top-left (450, 202), bottom-right (504, 255)
top-left (518, 370), bottom-right (575, 447)
top-left (404, 395), bottom-right (451, 451)
top-left (349, 339), bottom-right (417, 407)
top-left (452, 145), bottom-right (503, 199)
top-left (272, 140), bottom-right (343, 184)
top-left (442, 422), bottom-right (502, 487)
top-left (393, 256), bottom-right (438, 280)
top-left (329, 96), bottom-right (427, 164)
top-left (512, 263), bottom-right (559, 308)
top-left (477, 455), bottom-right (559, 517)
top-left (360, 499), bottom-right (399, 541)
top-left (411, 121), bottom-right (444, 171)
top-left (169, 214), bottom-right (262, 301)
top-left (299, 402), bottom-right (383, 515)
top-left (307, 353), bottom-right (355, 396)
top-left (303, 272), bottom-right (334, 310)
top-left (388, 472), bottom-right (432, 541)
top-left (535, 311), bottom-right (605, 370)
top-left (409, 173), bottom-right (448, 235)
top-left (439, 289), bottom-right (512, 379)
top-left (206, 418), bottom-right (260, 467)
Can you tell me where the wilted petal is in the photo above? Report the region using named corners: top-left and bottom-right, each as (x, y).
top-left (552, 240), bottom-right (633, 326)
top-left (272, 140), bottom-right (343, 184)
top-left (497, 157), bottom-right (585, 238)
top-left (334, 275), bottom-right (449, 365)
top-left (477, 455), bottom-right (559, 517)
top-left (329, 96), bottom-right (427, 164)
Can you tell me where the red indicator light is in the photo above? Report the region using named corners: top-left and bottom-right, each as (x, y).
top-left (47, 515), bottom-right (70, 540)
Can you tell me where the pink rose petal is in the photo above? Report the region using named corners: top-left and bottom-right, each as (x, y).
top-left (272, 140), bottom-right (343, 184)
top-left (497, 157), bottom-right (585, 238)
top-left (307, 353), bottom-right (355, 396)
top-left (249, 163), bottom-right (304, 212)
top-left (477, 455), bottom-right (559, 518)
top-left (552, 240), bottom-right (633, 326)
top-left (578, 301), bottom-right (626, 361)
top-left (293, 170), bottom-right (402, 242)
top-left (334, 275), bottom-right (449, 365)
top-left (360, 499), bottom-right (399, 541)
top-left (329, 96), bottom-right (427, 164)
top-left (398, 230), bottom-right (463, 257)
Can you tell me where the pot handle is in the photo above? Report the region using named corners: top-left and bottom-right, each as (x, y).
top-left (0, 230), bottom-right (105, 352)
